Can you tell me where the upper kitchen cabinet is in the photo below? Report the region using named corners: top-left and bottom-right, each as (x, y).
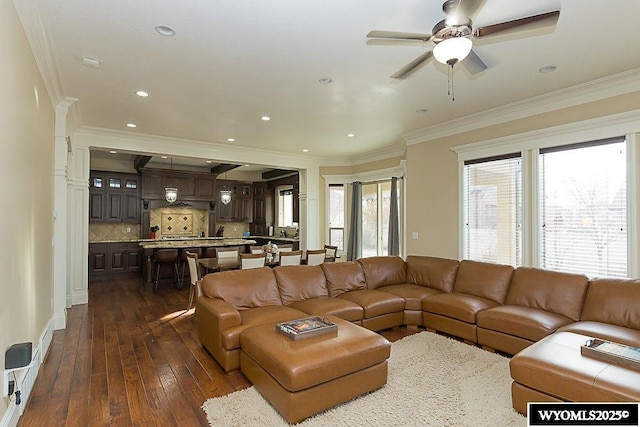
top-left (89, 171), bottom-right (140, 223)
top-left (216, 181), bottom-right (252, 222)
top-left (141, 169), bottom-right (217, 202)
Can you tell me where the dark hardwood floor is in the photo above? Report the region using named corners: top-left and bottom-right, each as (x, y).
top-left (18, 275), bottom-right (418, 426)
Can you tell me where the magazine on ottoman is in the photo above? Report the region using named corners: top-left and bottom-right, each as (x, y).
top-left (276, 316), bottom-right (338, 341)
top-left (581, 338), bottom-right (640, 371)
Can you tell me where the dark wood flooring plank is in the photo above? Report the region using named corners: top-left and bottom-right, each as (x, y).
top-left (19, 276), bottom-right (419, 427)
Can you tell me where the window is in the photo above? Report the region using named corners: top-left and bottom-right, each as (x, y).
top-left (328, 184), bottom-right (344, 251)
top-left (277, 186), bottom-right (294, 227)
top-left (539, 138), bottom-right (627, 277)
top-left (362, 181), bottom-right (392, 257)
top-left (463, 154), bottom-right (522, 266)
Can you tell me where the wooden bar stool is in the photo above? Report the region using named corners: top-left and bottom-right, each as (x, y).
top-left (153, 249), bottom-right (181, 293)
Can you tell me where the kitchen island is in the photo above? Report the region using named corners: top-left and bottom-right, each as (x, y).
top-left (140, 237), bottom-right (258, 286)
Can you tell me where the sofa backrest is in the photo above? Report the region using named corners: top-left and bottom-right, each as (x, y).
top-left (505, 267), bottom-right (589, 321)
top-left (200, 267), bottom-right (282, 310)
top-left (357, 256), bottom-right (406, 289)
top-left (321, 261), bottom-right (367, 297)
top-left (273, 265), bottom-right (329, 305)
top-left (580, 278), bottom-right (640, 329)
top-left (406, 255), bottom-right (459, 293)
top-left (453, 260), bottom-right (514, 304)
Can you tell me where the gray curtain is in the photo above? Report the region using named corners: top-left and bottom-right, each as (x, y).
top-left (388, 177), bottom-right (400, 256)
top-left (347, 182), bottom-right (362, 261)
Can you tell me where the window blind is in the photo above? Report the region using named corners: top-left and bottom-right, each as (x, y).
top-left (463, 153), bottom-right (522, 266)
top-left (539, 137), bottom-right (627, 278)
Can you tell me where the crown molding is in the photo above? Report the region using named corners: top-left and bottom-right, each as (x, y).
top-left (451, 108), bottom-right (640, 161)
top-left (73, 126), bottom-right (325, 171)
top-left (13, 0), bottom-right (65, 107)
top-left (404, 68), bottom-right (640, 146)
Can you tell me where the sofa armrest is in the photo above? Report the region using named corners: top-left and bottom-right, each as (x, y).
top-left (195, 296), bottom-right (242, 356)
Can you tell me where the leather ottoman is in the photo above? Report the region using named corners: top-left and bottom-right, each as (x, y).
top-left (510, 331), bottom-right (640, 415)
top-left (240, 315), bottom-right (391, 423)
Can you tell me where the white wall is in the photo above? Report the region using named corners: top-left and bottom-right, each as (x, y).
top-left (0, 0), bottom-right (55, 422)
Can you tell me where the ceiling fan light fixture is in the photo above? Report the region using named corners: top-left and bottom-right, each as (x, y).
top-left (433, 37), bottom-right (472, 66)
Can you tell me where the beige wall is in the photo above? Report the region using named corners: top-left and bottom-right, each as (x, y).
top-left (0, 0), bottom-right (54, 415)
top-left (406, 91), bottom-right (640, 263)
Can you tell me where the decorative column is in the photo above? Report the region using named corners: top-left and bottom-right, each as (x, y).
top-left (67, 145), bottom-right (90, 306)
top-left (52, 98), bottom-right (76, 330)
top-left (298, 167), bottom-right (320, 250)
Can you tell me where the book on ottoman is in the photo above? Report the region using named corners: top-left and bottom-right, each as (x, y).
top-left (581, 338), bottom-right (640, 371)
top-left (276, 316), bottom-right (338, 341)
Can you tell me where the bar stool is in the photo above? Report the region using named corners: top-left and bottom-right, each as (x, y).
top-left (179, 248), bottom-right (202, 284)
top-left (153, 249), bottom-right (180, 293)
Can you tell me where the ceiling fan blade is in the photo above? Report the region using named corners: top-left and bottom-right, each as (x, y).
top-left (473, 10), bottom-right (560, 38)
top-left (390, 51), bottom-right (433, 79)
top-left (463, 49), bottom-right (487, 75)
top-left (367, 30), bottom-right (432, 42)
top-left (367, 39), bottom-right (431, 48)
top-left (444, 0), bottom-right (487, 26)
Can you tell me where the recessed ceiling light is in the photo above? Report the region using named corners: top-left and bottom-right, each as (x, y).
top-left (226, 138), bottom-right (235, 142)
top-left (155, 25), bottom-right (176, 37)
top-left (261, 116), bottom-right (271, 121)
top-left (136, 90), bottom-right (149, 97)
top-left (244, 164), bottom-right (251, 167)
top-left (416, 109), bottom-right (428, 114)
top-left (161, 155), bottom-right (168, 159)
top-left (302, 149), bottom-right (309, 152)
top-left (538, 65), bottom-right (557, 73)
top-left (346, 133), bottom-right (355, 138)
top-left (109, 150), bottom-right (117, 154)
top-left (206, 160), bottom-right (213, 164)
top-left (126, 123), bottom-right (137, 128)
top-left (319, 77), bottom-right (333, 84)
top-left (81, 57), bottom-right (100, 68)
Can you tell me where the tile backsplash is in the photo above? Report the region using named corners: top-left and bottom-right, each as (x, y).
top-left (89, 223), bottom-right (140, 242)
top-left (150, 207), bottom-right (208, 238)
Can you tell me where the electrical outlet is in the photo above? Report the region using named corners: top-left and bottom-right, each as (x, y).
top-left (126, 227), bottom-right (131, 233)
top-left (411, 232), bottom-right (419, 240)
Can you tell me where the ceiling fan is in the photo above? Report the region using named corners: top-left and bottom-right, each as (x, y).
top-left (367, 0), bottom-right (560, 79)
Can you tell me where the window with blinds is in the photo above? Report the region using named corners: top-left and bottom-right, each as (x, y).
top-left (463, 154), bottom-right (522, 266)
top-left (328, 184), bottom-right (345, 250)
top-left (539, 137), bottom-right (627, 278)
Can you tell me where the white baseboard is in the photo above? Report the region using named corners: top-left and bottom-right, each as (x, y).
top-left (1, 317), bottom-right (54, 427)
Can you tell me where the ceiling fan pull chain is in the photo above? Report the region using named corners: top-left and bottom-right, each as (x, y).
top-left (448, 64), bottom-right (456, 101)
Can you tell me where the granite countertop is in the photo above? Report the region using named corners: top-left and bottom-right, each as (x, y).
top-left (139, 238), bottom-right (257, 249)
top-left (249, 236), bottom-right (299, 242)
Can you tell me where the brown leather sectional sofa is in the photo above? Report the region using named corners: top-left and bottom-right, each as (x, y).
top-left (195, 255), bottom-right (640, 412)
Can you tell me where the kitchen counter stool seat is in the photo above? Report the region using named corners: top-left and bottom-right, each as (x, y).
top-left (152, 248), bottom-right (181, 292)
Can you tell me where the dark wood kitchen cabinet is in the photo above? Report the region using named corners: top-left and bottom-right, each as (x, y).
top-left (89, 171), bottom-right (140, 223)
top-left (141, 169), bottom-right (217, 202)
top-left (215, 181), bottom-right (252, 222)
top-left (89, 242), bottom-right (142, 277)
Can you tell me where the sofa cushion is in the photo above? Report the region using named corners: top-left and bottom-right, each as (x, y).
top-left (337, 289), bottom-right (405, 319)
top-left (377, 284), bottom-right (442, 311)
top-left (477, 305), bottom-right (574, 342)
top-left (220, 306), bottom-right (306, 350)
top-left (289, 297), bottom-right (364, 322)
top-left (321, 262), bottom-right (367, 297)
top-left (505, 267), bottom-right (589, 322)
top-left (453, 260), bottom-right (514, 304)
top-left (557, 321), bottom-right (640, 348)
top-left (357, 256), bottom-right (407, 290)
top-left (422, 292), bottom-right (499, 324)
top-left (579, 278), bottom-right (640, 329)
top-left (201, 267), bottom-right (282, 310)
top-left (273, 265), bottom-right (329, 306)
top-left (406, 255), bottom-right (459, 293)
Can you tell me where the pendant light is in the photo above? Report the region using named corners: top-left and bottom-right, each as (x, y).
top-left (220, 171), bottom-right (232, 205)
top-left (165, 158), bottom-right (178, 204)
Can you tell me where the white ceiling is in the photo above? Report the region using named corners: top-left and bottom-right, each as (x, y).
top-left (17, 0), bottom-right (640, 165)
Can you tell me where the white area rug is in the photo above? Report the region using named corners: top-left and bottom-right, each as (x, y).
top-left (202, 331), bottom-right (525, 426)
